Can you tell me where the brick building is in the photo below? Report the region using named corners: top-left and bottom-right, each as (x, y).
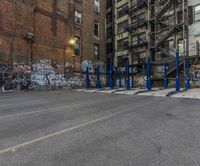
top-left (0, 0), bottom-right (106, 74)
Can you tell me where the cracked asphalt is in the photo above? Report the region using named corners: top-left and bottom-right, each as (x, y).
top-left (0, 90), bottom-right (200, 166)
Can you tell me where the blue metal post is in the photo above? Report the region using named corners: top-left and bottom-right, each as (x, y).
top-left (146, 57), bottom-right (151, 90)
top-left (125, 58), bottom-right (130, 90)
top-left (86, 67), bottom-right (90, 89)
top-left (131, 66), bottom-right (134, 88)
top-left (176, 51), bottom-right (180, 92)
top-left (164, 64), bottom-right (168, 89)
top-left (146, 60), bottom-right (148, 89)
top-left (109, 63), bottom-right (114, 89)
top-left (185, 57), bottom-right (190, 89)
top-left (118, 68), bottom-right (122, 88)
top-left (96, 65), bottom-right (101, 89)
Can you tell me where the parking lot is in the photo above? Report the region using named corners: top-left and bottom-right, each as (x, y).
top-left (0, 90), bottom-right (200, 166)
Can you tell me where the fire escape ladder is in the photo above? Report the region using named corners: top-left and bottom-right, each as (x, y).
top-left (167, 59), bottom-right (184, 76)
top-left (155, 0), bottom-right (175, 19)
top-left (155, 24), bottom-right (183, 48)
top-left (155, 27), bottom-right (175, 48)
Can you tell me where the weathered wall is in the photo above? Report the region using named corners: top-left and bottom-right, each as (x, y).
top-left (0, 0), bottom-right (106, 90)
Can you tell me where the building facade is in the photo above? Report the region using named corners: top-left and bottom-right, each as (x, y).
top-left (106, 0), bottom-right (115, 64)
top-left (0, 0), bottom-right (106, 74)
top-left (110, 0), bottom-right (200, 80)
top-left (111, 0), bottom-right (149, 69)
top-left (188, 0), bottom-right (200, 57)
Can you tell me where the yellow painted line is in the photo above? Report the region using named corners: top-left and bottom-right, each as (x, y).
top-left (0, 101), bottom-right (153, 155)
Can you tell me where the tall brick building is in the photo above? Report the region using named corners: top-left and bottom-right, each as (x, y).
top-left (0, 0), bottom-right (106, 74)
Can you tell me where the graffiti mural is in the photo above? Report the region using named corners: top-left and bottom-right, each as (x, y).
top-left (190, 65), bottom-right (200, 87)
top-left (0, 59), bottom-right (107, 91)
top-left (31, 59), bottom-right (83, 89)
top-left (0, 64), bottom-right (14, 91)
top-left (81, 60), bottom-right (106, 87)
top-left (82, 60), bottom-right (94, 73)
top-left (13, 64), bottom-right (31, 74)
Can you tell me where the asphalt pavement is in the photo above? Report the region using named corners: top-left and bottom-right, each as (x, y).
top-left (0, 90), bottom-right (200, 166)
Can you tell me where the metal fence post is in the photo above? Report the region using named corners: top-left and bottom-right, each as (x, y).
top-left (96, 65), bottom-right (101, 89)
top-left (164, 64), bottom-right (168, 89)
top-left (131, 66), bottom-right (134, 88)
top-left (185, 57), bottom-right (190, 89)
top-left (86, 67), bottom-right (90, 89)
top-left (146, 57), bottom-right (151, 90)
top-left (125, 58), bottom-right (130, 90)
top-left (109, 63), bottom-right (114, 89)
top-left (176, 51), bottom-right (180, 91)
top-left (118, 68), bottom-right (122, 88)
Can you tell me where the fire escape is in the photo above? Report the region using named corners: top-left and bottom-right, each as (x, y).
top-left (126, 0), bottom-right (148, 66)
top-left (150, 0), bottom-right (185, 76)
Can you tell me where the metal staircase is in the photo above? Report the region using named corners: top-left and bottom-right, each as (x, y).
top-left (155, 0), bottom-right (176, 19)
top-left (155, 24), bottom-right (183, 48)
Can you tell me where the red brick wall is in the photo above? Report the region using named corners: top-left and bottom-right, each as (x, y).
top-left (0, 0), bottom-right (106, 72)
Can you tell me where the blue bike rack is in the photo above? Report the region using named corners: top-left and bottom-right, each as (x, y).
top-left (109, 63), bottom-right (114, 89)
top-left (96, 65), bottom-right (102, 89)
top-left (176, 51), bottom-right (180, 92)
top-left (85, 67), bottom-right (90, 89)
top-left (164, 64), bottom-right (168, 89)
top-left (185, 57), bottom-right (190, 89)
top-left (125, 59), bottom-right (130, 90)
top-left (131, 66), bottom-right (134, 88)
top-left (146, 57), bottom-right (151, 91)
top-left (118, 68), bottom-right (122, 88)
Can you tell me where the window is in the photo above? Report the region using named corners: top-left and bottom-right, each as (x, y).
top-left (117, 3), bottom-right (129, 18)
top-left (117, 0), bottom-right (122, 3)
top-left (117, 38), bottom-right (129, 51)
top-left (106, 0), bottom-right (112, 8)
top-left (131, 12), bottom-right (145, 24)
top-left (177, 11), bottom-right (183, 24)
top-left (94, 0), bottom-right (100, 13)
top-left (94, 44), bottom-right (100, 59)
top-left (131, 33), bottom-right (146, 46)
top-left (74, 36), bottom-right (80, 56)
top-left (117, 20), bottom-right (128, 34)
top-left (106, 27), bottom-right (112, 38)
top-left (107, 43), bottom-right (113, 54)
top-left (106, 13), bottom-right (112, 24)
top-left (94, 20), bottom-right (100, 37)
top-left (195, 5), bottom-right (200, 21)
top-left (75, 10), bottom-right (82, 25)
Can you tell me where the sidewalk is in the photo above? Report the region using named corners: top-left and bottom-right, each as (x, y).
top-left (115, 88), bottom-right (144, 95)
top-left (172, 89), bottom-right (200, 99)
top-left (138, 88), bottom-right (175, 97)
top-left (75, 87), bottom-right (200, 100)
